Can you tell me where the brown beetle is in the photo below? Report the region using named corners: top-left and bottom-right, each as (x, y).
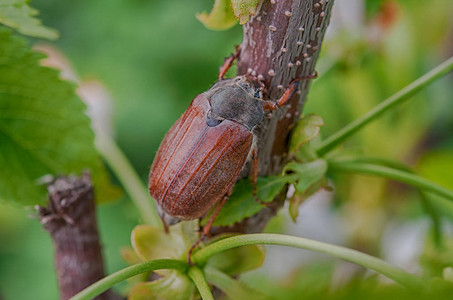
top-left (148, 49), bottom-right (316, 259)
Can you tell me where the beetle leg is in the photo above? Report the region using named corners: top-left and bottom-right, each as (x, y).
top-left (160, 217), bottom-right (169, 234)
top-left (218, 45), bottom-right (241, 81)
top-left (263, 72), bottom-right (318, 111)
top-left (187, 192), bottom-right (230, 265)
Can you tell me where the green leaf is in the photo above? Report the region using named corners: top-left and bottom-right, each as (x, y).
top-left (0, 0), bottom-right (58, 40)
top-left (417, 150), bottom-right (453, 191)
top-left (290, 114), bottom-right (324, 154)
top-left (196, 0), bottom-right (237, 31)
top-left (283, 159), bottom-right (328, 221)
top-left (129, 270), bottom-right (195, 300)
top-left (231, 0), bottom-right (260, 25)
top-left (129, 223), bottom-right (198, 299)
top-left (211, 176), bottom-right (289, 227)
top-left (206, 234), bottom-right (265, 275)
top-left (0, 28), bottom-right (120, 205)
top-left (131, 221), bottom-right (198, 264)
top-left (120, 247), bottom-right (142, 265)
top-left (284, 160), bottom-right (328, 195)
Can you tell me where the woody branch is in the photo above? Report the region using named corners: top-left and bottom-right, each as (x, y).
top-left (221, 0), bottom-right (334, 233)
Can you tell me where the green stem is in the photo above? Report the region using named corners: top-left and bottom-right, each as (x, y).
top-left (419, 191), bottom-right (443, 248)
top-left (188, 266), bottom-right (214, 300)
top-left (328, 160), bottom-right (453, 201)
top-left (191, 234), bottom-right (424, 290)
top-left (347, 156), bottom-right (413, 173)
top-left (70, 259), bottom-right (187, 300)
top-left (315, 56), bottom-right (453, 156)
top-left (336, 157), bottom-right (443, 246)
top-left (95, 131), bottom-right (161, 226)
top-left (204, 266), bottom-right (271, 300)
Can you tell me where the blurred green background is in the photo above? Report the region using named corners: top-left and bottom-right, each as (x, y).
top-left (1, 0), bottom-right (453, 299)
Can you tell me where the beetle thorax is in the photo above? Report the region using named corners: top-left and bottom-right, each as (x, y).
top-left (205, 76), bottom-right (264, 131)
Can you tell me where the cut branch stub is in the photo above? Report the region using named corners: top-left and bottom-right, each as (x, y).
top-left (38, 173), bottom-right (115, 300)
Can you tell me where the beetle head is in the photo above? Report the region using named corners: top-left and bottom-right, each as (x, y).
top-left (234, 75), bottom-right (264, 100)
top-left (206, 76), bottom-right (265, 131)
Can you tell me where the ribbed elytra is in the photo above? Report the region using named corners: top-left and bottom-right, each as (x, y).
top-left (148, 76), bottom-right (261, 224)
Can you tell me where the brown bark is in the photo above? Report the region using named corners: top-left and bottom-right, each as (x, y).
top-left (221, 0), bottom-right (335, 233)
top-left (38, 173), bottom-right (115, 300)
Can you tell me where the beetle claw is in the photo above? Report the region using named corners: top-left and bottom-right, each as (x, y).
top-left (187, 238), bottom-right (203, 266)
top-left (262, 72), bottom-right (318, 111)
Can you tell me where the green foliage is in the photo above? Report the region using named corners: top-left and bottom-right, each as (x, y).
top-left (289, 114), bottom-right (324, 156)
top-left (290, 113), bottom-right (324, 162)
top-left (128, 222), bottom-right (266, 299)
top-left (206, 233), bottom-right (265, 275)
top-left (284, 159), bottom-right (328, 221)
top-left (0, 28), bottom-right (119, 205)
top-left (211, 139), bottom-right (329, 225)
top-left (230, 0), bottom-right (259, 24)
top-left (132, 221), bottom-right (198, 263)
top-left (204, 266), bottom-right (272, 300)
top-left (2, 0), bottom-right (453, 299)
top-left (131, 222), bottom-right (265, 277)
top-left (211, 176), bottom-right (288, 226)
top-left (197, 0), bottom-right (259, 29)
top-left (130, 222), bottom-right (198, 299)
top-left (129, 271), bottom-right (195, 300)
top-left (196, 0), bottom-right (237, 30)
top-left (0, 0), bottom-right (58, 39)
top-left (328, 160), bottom-right (453, 201)
top-left (244, 262), bottom-right (453, 300)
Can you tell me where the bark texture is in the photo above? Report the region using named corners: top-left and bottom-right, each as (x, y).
top-left (222, 0), bottom-right (335, 233)
top-left (38, 173), bottom-right (113, 300)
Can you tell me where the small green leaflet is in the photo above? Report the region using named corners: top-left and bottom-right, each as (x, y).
top-left (0, 28), bottom-right (120, 205)
top-left (284, 159), bottom-right (328, 221)
top-left (206, 233), bottom-right (265, 275)
top-left (0, 0), bottom-right (58, 40)
top-left (130, 223), bottom-right (265, 299)
top-left (129, 271), bottom-right (195, 300)
top-left (208, 160), bottom-right (328, 226)
top-left (231, 0), bottom-right (259, 24)
top-left (197, 0), bottom-right (260, 30)
top-left (290, 113), bottom-right (324, 161)
top-left (131, 222), bottom-right (198, 263)
top-left (196, 0), bottom-right (237, 30)
top-left (129, 222), bottom-right (197, 299)
top-left (212, 176), bottom-right (289, 227)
